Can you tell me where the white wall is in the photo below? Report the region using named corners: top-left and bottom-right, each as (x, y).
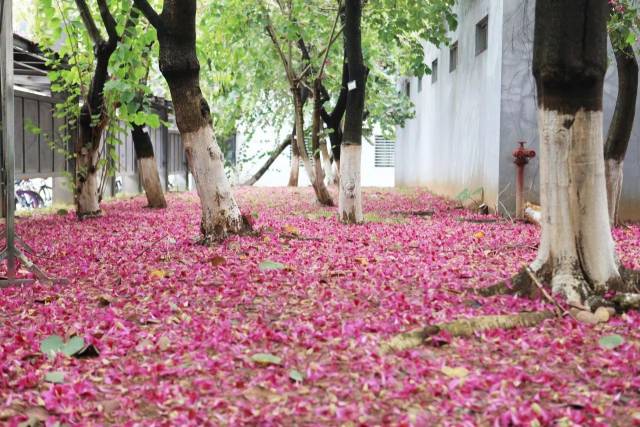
top-left (236, 127), bottom-right (394, 188)
top-left (395, 0), bottom-right (503, 206)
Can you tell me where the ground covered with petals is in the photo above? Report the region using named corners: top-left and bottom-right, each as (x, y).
top-left (1, 187), bottom-right (640, 426)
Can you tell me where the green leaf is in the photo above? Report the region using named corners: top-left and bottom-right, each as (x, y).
top-left (259, 260), bottom-right (285, 271)
top-left (289, 369), bottom-right (304, 383)
top-left (599, 334), bottom-right (625, 350)
top-left (40, 335), bottom-right (64, 356)
top-left (251, 353), bottom-right (282, 365)
top-left (61, 336), bottom-right (85, 356)
top-left (44, 371), bottom-right (65, 384)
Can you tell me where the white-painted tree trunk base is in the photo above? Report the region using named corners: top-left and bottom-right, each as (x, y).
top-left (76, 146), bottom-right (100, 216)
top-left (338, 144), bottom-right (363, 223)
top-left (76, 169), bottom-right (100, 215)
top-left (533, 108), bottom-right (620, 303)
top-left (138, 156), bottom-right (167, 208)
top-left (319, 142), bottom-right (334, 185)
top-left (182, 125), bottom-right (244, 240)
top-left (288, 154), bottom-right (300, 187)
top-left (605, 158), bottom-right (623, 226)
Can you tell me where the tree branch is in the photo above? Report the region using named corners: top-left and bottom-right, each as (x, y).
top-left (74, 0), bottom-right (103, 45)
top-left (97, 0), bottom-right (118, 42)
top-left (132, 0), bottom-right (163, 30)
top-left (266, 21), bottom-right (297, 87)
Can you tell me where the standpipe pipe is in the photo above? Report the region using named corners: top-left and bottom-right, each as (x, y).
top-left (512, 141), bottom-right (536, 220)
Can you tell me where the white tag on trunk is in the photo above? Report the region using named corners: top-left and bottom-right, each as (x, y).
top-left (347, 80), bottom-right (357, 91)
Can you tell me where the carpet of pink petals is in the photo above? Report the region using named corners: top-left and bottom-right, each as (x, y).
top-left (1, 187), bottom-right (640, 426)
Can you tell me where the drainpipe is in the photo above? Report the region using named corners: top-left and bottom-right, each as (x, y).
top-left (512, 141), bottom-right (536, 220)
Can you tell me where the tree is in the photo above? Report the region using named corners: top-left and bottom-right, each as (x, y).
top-left (36, 0), bottom-right (167, 214)
top-left (133, 0), bottom-right (250, 242)
top-left (339, 0), bottom-right (366, 223)
top-left (530, 0), bottom-right (636, 304)
top-left (604, 0), bottom-right (639, 225)
top-left (263, 2), bottom-right (335, 205)
top-left (111, 9), bottom-right (167, 208)
top-left (72, 0), bottom-right (126, 217)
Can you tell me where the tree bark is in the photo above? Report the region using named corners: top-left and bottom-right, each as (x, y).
top-left (311, 79), bottom-right (334, 205)
top-left (531, 0), bottom-right (623, 304)
top-left (131, 124), bottom-right (167, 208)
top-left (134, 0), bottom-right (248, 242)
top-left (339, 0), bottom-right (366, 223)
top-left (243, 134), bottom-right (291, 186)
top-left (288, 129), bottom-right (300, 187)
top-left (73, 0), bottom-right (120, 218)
top-left (604, 44), bottom-right (638, 225)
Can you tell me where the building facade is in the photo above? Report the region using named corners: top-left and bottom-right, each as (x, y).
top-left (396, 0), bottom-right (640, 220)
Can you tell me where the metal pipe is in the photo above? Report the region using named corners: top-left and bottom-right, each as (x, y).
top-left (512, 141), bottom-right (536, 220)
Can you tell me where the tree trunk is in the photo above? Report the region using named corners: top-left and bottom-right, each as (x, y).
top-left (144, 0), bottom-right (248, 242)
top-left (311, 79), bottom-right (334, 205)
top-left (131, 124), bottom-right (167, 208)
top-left (531, 0), bottom-right (623, 304)
top-left (75, 41), bottom-right (114, 218)
top-left (293, 88), bottom-right (333, 205)
top-left (604, 44), bottom-right (638, 225)
top-left (319, 138), bottom-right (334, 184)
top-left (75, 109), bottom-right (102, 217)
top-left (288, 128), bottom-right (300, 187)
top-left (244, 135), bottom-right (291, 186)
top-left (339, 0), bottom-right (366, 223)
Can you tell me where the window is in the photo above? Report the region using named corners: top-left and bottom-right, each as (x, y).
top-left (418, 76), bottom-right (423, 92)
top-left (449, 42), bottom-right (458, 72)
top-left (374, 136), bottom-right (395, 168)
top-left (405, 80), bottom-right (411, 97)
top-left (431, 59), bottom-right (438, 83)
top-left (476, 16), bottom-right (488, 55)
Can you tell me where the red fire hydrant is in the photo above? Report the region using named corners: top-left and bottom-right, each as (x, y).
top-left (513, 141), bottom-right (536, 220)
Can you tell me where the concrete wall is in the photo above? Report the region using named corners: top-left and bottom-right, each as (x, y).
top-left (498, 0), bottom-right (640, 220)
top-left (395, 0), bottom-right (503, 207)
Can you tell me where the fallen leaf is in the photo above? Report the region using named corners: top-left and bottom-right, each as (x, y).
top-left (259, 260), bottom-right (285, 271)
top-left (211, 255), bottom-right (226, 266)
top-left (251, 353), bottom-right (282, 366)
top-left (289, 369), bottom-right (304, 383)
top-left (441, 366), bottom-right (469, 378)
top-left (158, 336), bottom-right (171, 351)
top-left (599, 334), bottom-right (624, 350)
top-left (44, 371), bottom-right (64, 384)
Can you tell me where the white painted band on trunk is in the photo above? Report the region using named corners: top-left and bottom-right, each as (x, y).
top-left (534, 108), bottom-right (619, 302)
top-left (138, 156), bottom-right (167, 208)
top-left (182, 126), bottom-right (243, 237)
top-left (338, 144), bottom-right (363, 223)
top-left (76, 146), bottom-right (101, 214)
top-left (605, 158), bottom-right (623, 225)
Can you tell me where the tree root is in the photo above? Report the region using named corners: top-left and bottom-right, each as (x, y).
top-left (478, 267), bottom-right (543, 299)
top-left (380, 311), bottom-right (555, 354)
top-left (479, 265), bottom-right (640, 314)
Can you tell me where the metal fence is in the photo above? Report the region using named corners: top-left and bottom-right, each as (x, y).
top-left (13, 88), bottom-right (189, 192)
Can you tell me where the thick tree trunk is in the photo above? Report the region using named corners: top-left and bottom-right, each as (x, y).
top-left (244, 135), bottom-right (291, 186)
top-left (604, 45), bottom-right (638, 225)
top-left (141, 0), bottom-right (247, 241)
top-left (531, 0), bottom-right (623, 304)
top-left (321, 54), bottom-right (348, 186)
top-left (288, 128), bottom-right (300, 187)
top-left (339, 0), bottom-right (366, 223)
top-left (131, 124), bottom-right (167, 208)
